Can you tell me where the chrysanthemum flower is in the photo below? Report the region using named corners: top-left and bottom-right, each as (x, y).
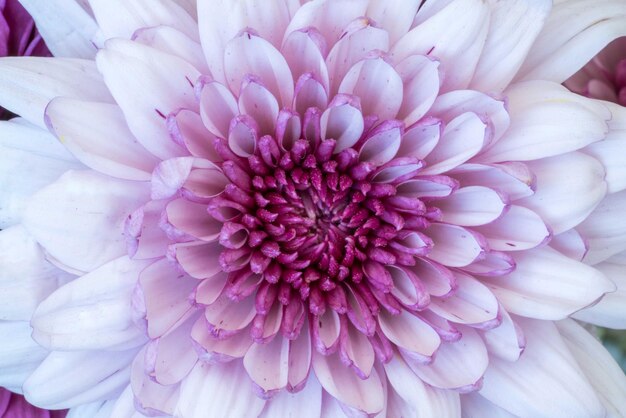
top-left (1, 0), bottom-right (626, 417)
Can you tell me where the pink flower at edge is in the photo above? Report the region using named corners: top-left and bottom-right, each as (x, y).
top-left (0, 388), bottom-right (66, 418)
top-left (0, 1), bottom-right (625, 418)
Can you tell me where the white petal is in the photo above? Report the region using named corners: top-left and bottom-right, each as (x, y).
top-left (198, 0), bottom-right (298, 84)
top-left (396, 55), bottom-right (441, 127)
top-left (482, 247), bottom-right (615, 320)
top-left (479, 318), bottom-right (604, 418)
top-left (385, 354), bottom-right (461, 418)
top-left (519, 151), bottom-right (607, 235)
top-left (378, 310), bottom-right (440, 360)
top-left (461, 393), bottom-right (517, 418)
top-left (517, 0), bottom-right (626, 83)
top-left (260, 374), bottom-right (322, 418)
top-left (244, 336), bottom-right (290, 395)
top-left (550, 228), bottom-right (588, 261)
top-left (0, 119), bottom-right (83, 228)
top-left (176, 361), bottom-right (266, 418)
top-left (66, 399), bottom-right (116, 418)
top-left (0, 320), bottom-right (48, 391)
top-left (19, 0), bottom-right (98, 58)
top-left (31, 257), bottom-right (150, 351)
top-left (0, 57), bottom-right (112, 127)
top-left (451, 162), bottom-right (535, 201)
top-left (96, 39), bottom-right (199, 160)
top-left (479, 81), bottom-right (610, 163)
top-left (23, 349), bottom-right (137, 409)
top-left (23, 170), bottom-right (150, 273)
top-left (130, 346), bottom-right (180, 415)
top-left (480, 306), bottom-right (525, 362)
top-left (470, 0), bottom-right (552, 92)
top-left (46, 98), bottom-right (160, 181)
top-left (89, 0), bottom-right (198, 40)
top-left (391, 0), bottom-right (489, 91)
top-left (573, 260), bottom-right (626, 329)
top-left (557, 319), bottom-right (626, 418)
top-left (406, 326), bottom-right (488, 391)
top-left (0, 225), bottom-right (73, 321)
top-left (366, 0), bottom-right (421, 45)
top-left (427, 223), bottom-right (486, 268)
top-left (577, 190), bottom-right (626, 265)
top-left (437, 186), bottom-right (507, 227)
top-left (473, 205), bottom-right (551, 251)
top-left (312, 351), bottom-right (384, 415)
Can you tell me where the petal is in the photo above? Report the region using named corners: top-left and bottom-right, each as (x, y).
top-left (479, 81), bottom-right (610, 163)
top-left (238, 79), bottom-right (280, 136)
top-left (480, 306), bottom-right (525, 362)
top-left (549, 229), bottom-right (588, 261)
top-left (173, 241), bottom-right (223, 279)
top-left (469, 0), bottom-right (552, 92)
top-left (385, 354), bottom-right (461, 418)
top-left (421, 112), bottom-right (487, 175)
top-left (391, 0), bottom-right (490, 91)
top-left (461, 394), bottom-right (518, 418)
top-left (450, 162), bottom-right (535, 201)
top-left (96, 39), bottom-right (199, 159)
top-left (378, 310), bottom-right (441, 360)
top-left (260, 374), bottom-right (322, 418)
top-left (23, 349), bottom-right (136, 409)
top-left (516, 0), bottom-right (626, 83)
top-left (325, 17), bottom-right (389, 95)
top-left (437, 186), bottom-right (507, 227)
top-left (479, 318), bottom-right (604, 418)
top-left (0, 57), bottom-right (112, 127)
top-left (0, 320), bottom-right (48, 391)
top-left (166, 198), bottom-right (222, 241)
top-left (366, 0), bottom-right (421, 45)
top-left (244, 336), bottom-right (290, 396)
top-left (338, 57), bottom-right (403, 121)
top-left (198, 0), bottom-right (298, 84)
top-left (138, 258), bottom-right (197, 338)
top-left (204, 293), bottom-right (256, 339)
top-left (473, 205), bottom-right (551, 251)
top-left (557, 319), bottom-right (626, 418)
top-left (23, 170), bottom-right (150, 273)
top-left (190, 316), bottom-right (252, 361)
top-left (176, 361), bottom-right (265, 418)
top-left (482, 247), bottom-right (615, 320)
top-left (0, 225), bottom-right (73, 321)
top-left (89, 0), bottom-right (198, 40)
top-left (320, 95), bottom-right (364, 153)
top-left (167, 108), bottom-right (221, 161)
top-left (406, 326), bottom-right (488, 391)
top-left (198, 79), bottom-right (239, 139)
top-left (577, 190), bottom-right (626, 265)
top-left (427, 223), bottom-right (486, 268)
top-left (573, 258), bottom-right (626, 329)
top-left (519, 151), bottom-right (607, 235)
top-left (130, 347), bottom-right (180, 415)
top-left (45, 98), bottom-right (160, 181)
top-left (31, 256), bottom-right (150, 351)
top-left (19, 0), bottom-right (98, 58)
top-left (0, 119), bottom-right (82, 228)
top-left (358, 120), bottom-right (403, 166)
top-left (281, 28), bottom-right (330, 92)
top-left (396, 55), bottom-right (441, 126)
top-left (312, 351), bottom-right (384, 415)
top-left (224, 30), bottom-right (294, 107)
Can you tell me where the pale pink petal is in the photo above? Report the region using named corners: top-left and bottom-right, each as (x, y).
top-left (287, 317), bottom-right (312, 391)
top-left (482, 247), bottom-right (615, 320)
top-left (427, 223), bottom-right (486, 268)
top-left (320, 95), bottom-right (364, 153)
top-left (312, 351), bottom-right (384, 415)
top-left (23, 170), bottom-right (149, 273)
top-left (436, 186), bottom-right (507, 227)
top-left (96, 39), bottom-right (199, 160)
top-left (173, 241), bottom-right (224, 279)
top-left (366, 0), bottom-right (421, 45)
top-left (339, 323), bottom-right (375, 379)
top-left (89, 0), bottom-right (198, 41)
top-left (573, 257), bottom-right (626, 329)
top-left (339, 57), bottom-right (403, 121)
top-left (396, 55), bottom-right (441, 126)
top-left (176, 361), bottom-right (265, 418)
top-left (391, 0), bottom-right (489, 91)
top-left (0, 320), bottom-right (48, 391)
top-left (260, 374), bottom-right (322, 418)
top-left (480, 318), bottom-right (604, 418)
top-left (198, 79), bottom-right (239, 139)
top-left (470, 0), bottom-right (552, 92)
top-left (23, 349), bottom-right (136, 409)
top-left (516, 0), bottom-right (626, 83)
top-left (378, 310), bottom-right (441, 360)
top-left (518, 152), bottom-right (607, 235)
top-left (549, 229), bottom-right (588, 261)
top-left (281, 28), bottom-right (330, 92)
top-left (190, 316), bottom-right (252, 361)
top-left (224, 30), bottom-right (294, 107)
top-left (396, 117), bottom-right (441, 160)
top-left (168, 109), bottom-right (221, 161)
top-left (138, 259), bottom-right (197, 338)
top-left (31, 257), bottom-right (149, 351)
top-left (450, 162), bottom-right (535, 201)
top-left (238, 78), bottom-right (280, 136)
top-left (358, 120), bottom-right (403, 166)
top-left (406, 326), bottom-right (488, 391)
top-left (480, 304), bottom-right (525, 362)
top-left (244, 336), bottom-right (290, 396)
top-left (473, 205), bottom-right (551, 251)
top-left (45, 98), bottom-right (159, 181)
top-left (130, 347), bottom-right (179, 415)
top-left (166, 198), bottom-right (221, 242)
top-left (0, 57), bottom-right (112, 128)
top-left (479, 81), bottom-right (610, 163)
top-left (125, 200), bottom-right (170, 260)
top-left (557, 319), bottom-right (626, 417)
top-left (577, 190), bottom-right (626, 265)
top-left (203, 293), bottom-right (256, 339)
top-left (461, 393), bottom-right (517, 418)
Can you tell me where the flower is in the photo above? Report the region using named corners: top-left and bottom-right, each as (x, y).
top-left (1, 0), bottom-right (626, 417)
top-left (565, 37), bottom-right (626, 105)
top-left (0, 388), bottom-right (66, 418)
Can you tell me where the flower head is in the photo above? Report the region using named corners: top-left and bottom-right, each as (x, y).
top-left (1, 1), bottom-right (626, 417)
